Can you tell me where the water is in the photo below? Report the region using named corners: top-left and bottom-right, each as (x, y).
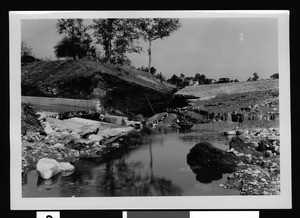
top-left (22, 129), bottom-right (240, 197)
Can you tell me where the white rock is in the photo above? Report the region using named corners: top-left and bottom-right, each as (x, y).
top-left (36, 112), bottom-right (46, 121)
top-left (59, 162), bottom-right (75, 171)
top-left (53, 143), bottom-right (64, 150)
top-left (225, 130), bottom-right (237, 135)
top-left (70, 132), bottom-right (81, 139)
top-left (41, 121), bottom-right (54, 134)
top-left (265, 150), bottom-right (272, 157)
top-left (252, 142), bottom-right (259, 148)
top-left (36, 158), bottom-right (62, 180)
top-left (267, 136), bottom-right (280, 142)
top-left (88, 134), bottom-right (103, 142)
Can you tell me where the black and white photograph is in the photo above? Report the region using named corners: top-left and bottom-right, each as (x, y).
top-left (9, 11), bottom-right (291, 209)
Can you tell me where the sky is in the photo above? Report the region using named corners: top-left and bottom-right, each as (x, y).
top-left (21, 18), bottom-right (278, 81)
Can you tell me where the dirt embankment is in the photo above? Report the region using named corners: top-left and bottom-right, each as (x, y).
top-left (22, 60), bottom-right (177, 117)
top-left (167, 80), bottom-right (279, 130)
top-left (175, 79), bottom-right (278, 99)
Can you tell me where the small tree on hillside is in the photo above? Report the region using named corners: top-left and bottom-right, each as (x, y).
top-left (138, 66), bottom-right (157, 75)
top-left (194, 73), bottom-right (206, 84)
top-left (167, 74), bottom-right (180, 86)
top-left (252, 72), bottom-right (259, 81)
top-left (21, 41), bottom-right (33, 57)
top-left (55, 19), bottom-right (94, 60)
top-left (270, 73), bottom-right (279, 79)
top-left (135, 18), bottom-right (181, 74)
top-left (21, 41), bottom-right (39, 63)
top-left (156, 72), bottom-right (165, 82)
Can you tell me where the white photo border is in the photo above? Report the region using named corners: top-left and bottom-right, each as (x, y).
top-left (10, 10), bottom-right (291, 210)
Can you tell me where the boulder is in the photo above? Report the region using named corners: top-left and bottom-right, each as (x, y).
top-left (236, 129), bottom-right (244, 135)
top-left (36, 111), bottom-right (46, 121)
top-left (224, 130), bottom-right (237, 135)
top-left (265, 150), bottom-right (273, 158)
top-left (70, 132), bottom-right (81, 139)
top-left (41, 121), bottom-right (54, 135)
top-left (252, 142), bottom-right (259, 148)
top-left (187, 141), bottom-right (244, 175)
top-left (257, 139), bottom-right (268, 152)
top-left (267, 135), bottom-right (280, 142)
top-left (59, 162), bottom-right (75, 171)
top-left (53, 143), bottom-right (65, 151)
top-left (36, 158), bottom-right (62, 180)
top-left (88, 134), bottom-right (104, 142)
top-left (163, 113), bottom-right (177, 124)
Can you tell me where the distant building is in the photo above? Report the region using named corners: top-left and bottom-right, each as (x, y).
top-left (192, 81), bottom-right (199, 86)
top-left (211, 79), bottom-right (217, 84)
top-left (217, 78), bottom-right (230, 83)
top-left (188, 80), bottom-right (198, 86)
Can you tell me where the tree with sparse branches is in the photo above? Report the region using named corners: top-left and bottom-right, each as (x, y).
top-left (135, 18), bottom-right (181, 74)
top-left (54, 19), bottom-right (95, 60)
top-left (90, 19), bottom-right (142, 65)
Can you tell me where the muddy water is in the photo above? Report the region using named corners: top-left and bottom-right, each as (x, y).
top-left (22, 129), bottom-right (240, 197)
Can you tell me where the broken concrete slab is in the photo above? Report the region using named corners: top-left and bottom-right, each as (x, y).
top-left (97, 127), bottom-right (134, 139)
top-left (47, 117), bottom-right (119, 136)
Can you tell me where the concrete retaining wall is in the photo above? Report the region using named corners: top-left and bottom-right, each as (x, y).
top-left (104, 114), bottom-right (127, 125)
top-left (22, 96), bottom-right (100, 109)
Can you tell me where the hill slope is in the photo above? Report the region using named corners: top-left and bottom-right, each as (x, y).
top-left (21, 60), bottom-right (177, 116)
top-left (175, 79), bottom-right (278, 99)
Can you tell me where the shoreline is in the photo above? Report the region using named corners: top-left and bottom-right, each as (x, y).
top-left (21, 99), bottom-right (280, 195)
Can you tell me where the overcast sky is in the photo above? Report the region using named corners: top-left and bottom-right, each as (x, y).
top-left (21, 18), bottom-right (278, 81)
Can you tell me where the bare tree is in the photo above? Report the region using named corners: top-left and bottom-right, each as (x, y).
top-left (136, 19), bottom-right (181, 74)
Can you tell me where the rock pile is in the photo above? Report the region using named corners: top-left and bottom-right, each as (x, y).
top-left (221, 127), bottom-right (280, 195)
top-left (187, 127), bottom-right (280, 195)
top-left (21, 106), bottom-right (142, 176)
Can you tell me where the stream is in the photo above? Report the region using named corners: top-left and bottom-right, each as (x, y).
top-left (22, 129), bottom-right (240, 197)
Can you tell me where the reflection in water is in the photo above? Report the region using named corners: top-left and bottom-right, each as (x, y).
top-left (23, 129), bottom-right (240, 197)
top-left (58, 158), bottom-right (182, 196)
top-left (190, 167), bottom-right (223, 184)
top-left (22, 172), bottom-right (28, 185)
top-left (37, 173), bottom-right (61, 191)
